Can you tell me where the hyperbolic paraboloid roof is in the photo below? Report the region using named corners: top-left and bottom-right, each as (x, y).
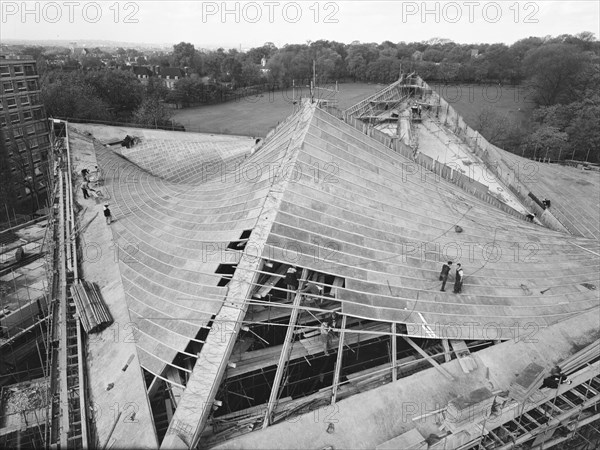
top-left (86, 99), bottom-right (599, 381)
top-left (78, 83), bottom-right (599, 448)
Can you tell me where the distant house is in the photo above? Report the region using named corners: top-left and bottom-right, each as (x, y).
top-left (131, 66), bottom-right (153, 85)
top-left (470, 49), bottom-right (480, 59)
top-left (156, 67), bottom-right (185, 90)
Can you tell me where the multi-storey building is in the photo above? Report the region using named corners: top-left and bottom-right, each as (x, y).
top-left (0, 55), bottom-right (50, 208)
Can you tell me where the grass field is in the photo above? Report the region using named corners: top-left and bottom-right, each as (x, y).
top-left (172, 82), bottom-right (535, 137)
top-left (172, 83), bottom-right (386, 137)
top-left (435, 83), bottom-right (536, 130)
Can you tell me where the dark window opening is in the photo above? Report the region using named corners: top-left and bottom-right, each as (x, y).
top-left (215, 263), bottom-right (237, 287)
top-left (227, 229), bottom-right (252, 250)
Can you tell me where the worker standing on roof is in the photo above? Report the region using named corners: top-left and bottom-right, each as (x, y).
top-left (439, 261), bottom-right (453, 292)
top-left (300, 282), bottom-right (323, 306)
top-left (453, 264), bottom-right (463, 294)
top-left (94, 165), bottom-right (103, 182)
top-left (284, 266), bottom-right (299, 301)
top-left (81, 181), bottom-right (90, 199)
top-left (103, 204), bottom-right (113, 225)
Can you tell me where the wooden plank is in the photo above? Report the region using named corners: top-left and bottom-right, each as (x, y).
top-left (376, 428), bottom-right (427, 450)
top-left (403, 337), bottom-right (454, 381)
top-left (227, 345), bottom-right (308, 378)
top-left (331, 314), bottom-right (347, 404)
top-left (450, 339), bottom-right (477, 373)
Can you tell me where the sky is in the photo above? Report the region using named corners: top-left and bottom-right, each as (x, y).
top-left (1, 1), bottom-right (599, 49)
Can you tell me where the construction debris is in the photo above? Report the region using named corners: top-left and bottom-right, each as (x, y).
top-left (0, 379), bottom-right (48, 415)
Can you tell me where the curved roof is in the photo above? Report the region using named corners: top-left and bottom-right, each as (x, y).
top-left (74, 108), bottom-right (313, 377)
top-left (158, 100), bottom-right (599, 448)
top-left (262, 107), bottom-right (599, 339)
top-left (78, 98), bottom-right (599, 376)
top-left (74, 86), bottom-right (599, 448)
top-left (490, 148), bottom-right (600, 240)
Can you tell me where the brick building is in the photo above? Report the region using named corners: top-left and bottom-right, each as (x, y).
top-left (0, 55), bottom-right (50, 209)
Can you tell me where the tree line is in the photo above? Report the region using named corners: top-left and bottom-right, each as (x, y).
top-left (163, 33), bottom-right (597, 88)
top-left (31, 31), bottom-right (599, 162)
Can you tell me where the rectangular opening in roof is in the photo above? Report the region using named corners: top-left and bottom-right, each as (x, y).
top-left (227, 229), bottom-right (253, 251)
top-left (215, 263), bottom-right (237, 287)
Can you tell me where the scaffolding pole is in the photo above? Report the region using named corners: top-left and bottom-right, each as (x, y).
top-left (263, 268), bottom-right (309, 428)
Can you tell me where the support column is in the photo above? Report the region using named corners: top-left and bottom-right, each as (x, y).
top-left (391, 323), bottom-right (397, 381)
top-left (442, 339), bottom-right (451, 363)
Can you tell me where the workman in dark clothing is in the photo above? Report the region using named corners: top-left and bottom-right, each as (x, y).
top-left (284, 266), bottom-right (299, 301)
top-left (453, 264), bottom-right (464, 294)
top-left (542, 366), bottom-right (572, 389)
top-left (439, 261), bottom-right (453, 291)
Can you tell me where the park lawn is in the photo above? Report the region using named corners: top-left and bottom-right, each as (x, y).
top-left (172, 82), bottom-right (386, 137)
top-left (434, 83), bottom-right (536, 130)
top-left (172, 81), bottom-right (535, 137)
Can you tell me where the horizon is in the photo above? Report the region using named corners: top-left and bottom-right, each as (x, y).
top-left (2, 31), bottom-right (597, 53)
top-left (1, 1), bottom-right (598, 50)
